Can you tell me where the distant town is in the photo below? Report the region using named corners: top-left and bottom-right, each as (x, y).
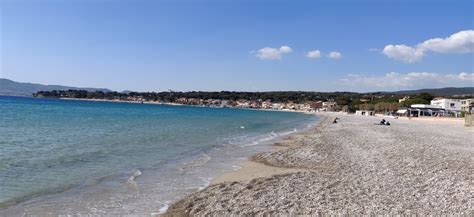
top-left (33, 89), bottom-right (474, 118)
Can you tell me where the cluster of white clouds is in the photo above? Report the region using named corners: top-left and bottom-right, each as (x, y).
top-left (305, 50), bottom-right (342, 59)
top-left (255, 46), bottom-right (342, 60)
top-left (252, 31), bottom-right (472, 90)
top-left (382, 30), bottom-right (474, 63)
top-left (305, 50), bottom-right (321, 58)
top-left (255, 30), bottom-right (473, 63)
top-left (339, 72), bottom-right (474, 89)
top-left (327, 51), bottom-right (342, 59)
top-left (255, 46), bottom-right (293, 60)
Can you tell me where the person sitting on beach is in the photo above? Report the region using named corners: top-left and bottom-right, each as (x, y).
top-left (333, 117), bottom-right (338, 124)
top-left (385, 121), bottom-right (390, 126)
top-left (380, 119), bottom-right (386, 125)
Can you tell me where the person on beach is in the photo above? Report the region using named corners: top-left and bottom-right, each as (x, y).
top-left (379, 119), bottom-right (390, 126)
top-left (333, 117), bottom-right (339, 124)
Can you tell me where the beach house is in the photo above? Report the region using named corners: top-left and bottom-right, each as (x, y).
top-left (261, 100), bottom-right (272, 109)
top-left (430, 98), bottom-right (461, 110)
top-left (322, 101), bottom-right (337, 111)
top-left (406, 104), bottom-right (447, 117)
top-left (271, 103), bottom-right (284, 110)
top-left (355, 110), bottom-right (375, 116)
top-left (430, 98), bottom-right (462, 116)
top-left (402, 98), bottom-right (463, 117)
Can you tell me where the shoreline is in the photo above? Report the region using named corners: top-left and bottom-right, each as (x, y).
top-left (210, 160), bottom-right (310, 185)
top-left (164, 113), bottom-right (473, 215)
top-left (157, 118), bottom-right (320, 214)
top-left (209, 116), bottom-right (328, 185)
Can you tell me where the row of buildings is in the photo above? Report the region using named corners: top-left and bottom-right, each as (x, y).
top-left (111, 95), bottom-right (474, 117)
top-left (172, 98), bottom-right (339, 112)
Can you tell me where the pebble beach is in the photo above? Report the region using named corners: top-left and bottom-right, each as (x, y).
top-left (165, 113), bottom-right (473, 215)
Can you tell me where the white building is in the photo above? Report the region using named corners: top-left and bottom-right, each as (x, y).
top-left (271, 103), bottom-right (284, 110)
top-left (261, 101), bottom-right (272, 109)
top-left (322, 101), bottom-right (337, 111)
top-left (355, 110), bottom-right (374, 116)
top-left (398, 96), bottom-right (410, 103)
top-left (408, 104), bottom-right (447, 117)
top-left (430, 98), bottom-right (461, 112)
top-left (460, 99), bottom-right (473, 112)
top-left (411, 104), bottom-right (441, 109)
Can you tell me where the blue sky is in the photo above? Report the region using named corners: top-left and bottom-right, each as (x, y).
top-left (1, 0), bottom-right (473, 92)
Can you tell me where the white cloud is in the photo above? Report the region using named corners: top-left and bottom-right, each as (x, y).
top-left (445, 72), bottom-right (474, 81)
top-left (339, 72), bottom-right (474, 90)
top-left (305, 50), bottom-right (321, 58)
top-left (328, 51), bottom-right (342, 59)
top-left (382, 30), bottom-right (474, 63)
top-left (256, 45), bottom-right (293, 60)
top-left (383, 44), bottom-right (424, 63)
top-left (279, 46), bottom-right (293, 54)
top-left (419, 30), bottom-right (474, 53)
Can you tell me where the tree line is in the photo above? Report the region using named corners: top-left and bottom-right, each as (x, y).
top-left (34, 89), bottom-right (439, 112)
top-left (34, 90), bottom-right (363, 103)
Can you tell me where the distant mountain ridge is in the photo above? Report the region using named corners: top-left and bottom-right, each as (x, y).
top-left (0, 78), bottom-right (112, 97)
top-left (385, 87), bottom-right (474, 96)
top-left (1, 78), bottom-right (472, 97)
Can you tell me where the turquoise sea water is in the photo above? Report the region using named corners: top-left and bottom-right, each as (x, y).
top-left (0, 96), bottom-right (317, 215)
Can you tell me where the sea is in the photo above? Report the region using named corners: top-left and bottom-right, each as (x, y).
top-left (0, 96), bottom-right (318, 215)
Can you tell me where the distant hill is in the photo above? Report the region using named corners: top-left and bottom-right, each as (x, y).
top-left (0, 78), bottom-right (112, 97)
top-left (387, 87), bottom-right (474, 96)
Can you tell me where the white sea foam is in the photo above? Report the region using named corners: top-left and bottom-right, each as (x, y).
top-left (179, 153), bottom-right (211, 171)
top-left (197, 176), bottom-right (213, 190)
top-left (238, 128), bottom-right (299, 148)
top-left (126, 169), bottom-right (142, 192)
top-left (157, 202), bottom-right (170, 214)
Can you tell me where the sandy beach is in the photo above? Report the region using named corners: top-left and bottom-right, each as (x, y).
top-left (164, 113), bottom-right (473, 215)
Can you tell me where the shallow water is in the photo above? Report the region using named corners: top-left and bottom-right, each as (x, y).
top-left (0, 96), bottom-right (317, 215)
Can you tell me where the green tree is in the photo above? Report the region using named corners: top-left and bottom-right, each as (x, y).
top-left (419, 92), bottom-right (434, 102)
